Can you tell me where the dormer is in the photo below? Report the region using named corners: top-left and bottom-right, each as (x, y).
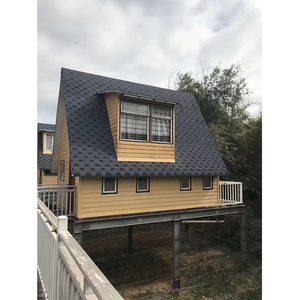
top-left (104, 92), bottom-right (176, 162)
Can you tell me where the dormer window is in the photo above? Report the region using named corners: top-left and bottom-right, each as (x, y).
top-left (44, 133), bottom-right (54, 152)
top-left (151, 105), bottom-right (172, 143)
top-left (120, 100), bottom-right (173, 143)
top-left (120, 101), bottom-right (149, 141)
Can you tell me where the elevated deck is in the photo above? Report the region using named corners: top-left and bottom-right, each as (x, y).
top-left (37, 181), bottom-right (243, 220)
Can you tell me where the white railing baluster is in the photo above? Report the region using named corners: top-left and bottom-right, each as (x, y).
top-left (219, 181), bottom-right (243, 206)
top-left (38, 185), bottom-right (76, 217)
top-left (37, 198), bottom-right (123, 300)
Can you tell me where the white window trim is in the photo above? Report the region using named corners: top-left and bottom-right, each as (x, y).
top-left (137, 177), bottom-right (150, 192)
top-left (45, 133), bottom-right (54, 152)
top-left (120, 99), bottom-right (173, 144)
top-left (121, 100), bottom-right (150, 116)
top-left (120, 100), bottom-right (150, 142)
top-left (151, 106), bottom-right (173, 144)
top-left (180, 177), bottom-right (191, 191)
top-left (102, 177), bottom-right (118, 194)
top-left (203, 176), bottom-right (213, 190)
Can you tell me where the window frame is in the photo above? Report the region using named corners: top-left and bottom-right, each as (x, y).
top-left (102, 177), bottom-right (118, 194)
top-left (119, 99), bottom-right (173, 144)
top-left (203, 176), bottom-right (213, 190)
top-left (120, 100), bottom-right (150, 142)
top-left (180, 176), bottom-right (191, 191)
top-left (151, 104), bottom-right (173, 144)
top-left (44, 133), bottom-right (55, 153)
top-left (136, 177), bottom-right (150, 193)
top-left (60, 160), bottom-right (65, 181)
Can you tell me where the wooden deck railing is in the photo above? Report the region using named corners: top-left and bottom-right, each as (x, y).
top-left (37, 185), bottom-right (76, 217)
top-left (37, 198), bottom-right (123, 300)
top-left (219, 181), bottom-right (243, 205)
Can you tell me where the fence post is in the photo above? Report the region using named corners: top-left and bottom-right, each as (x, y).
top-left (240, 182), bottom-right (243, 203)
top-left (56, 216), bottom-right (68, 300)
top-left (58, 216), bottom-right (68, 233)
top-left (173, 216), bottom-right (181, 289)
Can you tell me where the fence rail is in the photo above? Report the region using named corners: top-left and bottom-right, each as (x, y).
top-left (37, 185), bottom-right (76, 217)
top-left (219, 181), bottom-right (243, 205)
top-left (37, 198), bottom-right (123, 300)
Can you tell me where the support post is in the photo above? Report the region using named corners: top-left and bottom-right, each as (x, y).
top-left (127, 226), bottom-right (133, 254)
top-left (173, 216), bottom-right (181, 289)
top-left (184, 223), bottom-right (189, 242)
top-left (240, 210), bottom-right (247, 266)
top-left (74, 222), bottom-right (83, 246)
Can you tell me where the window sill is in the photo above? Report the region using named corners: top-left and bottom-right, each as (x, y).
top-left (43, 150), bottom-right (53, 155)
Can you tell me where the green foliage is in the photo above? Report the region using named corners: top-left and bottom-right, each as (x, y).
top-left (177, 64), bottom-right (262, 199)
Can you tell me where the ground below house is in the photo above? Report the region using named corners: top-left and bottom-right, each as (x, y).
top-left (83, 199), bottom-right (261, 300)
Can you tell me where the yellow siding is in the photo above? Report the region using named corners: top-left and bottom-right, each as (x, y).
top-left (105, 93), bottom-right (120, 153)
top-left (117, 141), bottom-right (175, 162)
top-left (104, 92), bottom-right (175, 162)
top-left (42, 171), bottom-right (58, 185)
top-left (57, 111), bottom-right (70, 185)
top-left (76, 176), bottom-right (219, 219)
top-left (75, 177), bottom-right (82, 217)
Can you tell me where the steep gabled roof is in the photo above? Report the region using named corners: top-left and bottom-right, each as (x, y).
top-left (59, 68), bottom-right (229, 177)
top-left (38, 123), bottom-right (55, 171)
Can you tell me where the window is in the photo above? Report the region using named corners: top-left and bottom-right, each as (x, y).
top-left (180, 177), bottom-right (191, 191)
top-left (120, 101), bottom-right (149, 141)
top-left (102, 177), bottom-right (118, 194)
top-left (151, 105), bottom-right (172, 143)
top-left (136, 177), bottom-right (150, 192)
top-left (45, 133), bottom-right (54, 152)
top-left (203, 176), bottom-right (213, 190)
top-left (60, 160), bottom-right (65, 181)
top-left (120, 100), bottom-right (173, 143)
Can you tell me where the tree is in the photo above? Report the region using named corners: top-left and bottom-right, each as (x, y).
top-left (176, 64), bottom-right (261, 199)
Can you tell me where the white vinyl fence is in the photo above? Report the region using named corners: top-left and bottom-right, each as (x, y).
top-left (219, 181), bottom-right (243, 205)
top-left (37, 198), bottom-right (123, 300)
top-left (37, 185), bottom-right (75, 217)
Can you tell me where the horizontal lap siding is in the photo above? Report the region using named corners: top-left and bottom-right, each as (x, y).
top-left (42, 171), bottom-right (58, 185)
top-left (78, 176), bottom-right (218, 218)
top-left (105, 93), bottom-right (119, 153)
top-left (117, 141), bottom-right (175, 162)
top-left (57, 110), bottom-right (70, 185)
top-left (105, 92), bottom-right (176, 162)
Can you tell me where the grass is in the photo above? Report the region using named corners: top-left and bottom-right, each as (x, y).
top-left (83, 199), bottom-right (261, 299)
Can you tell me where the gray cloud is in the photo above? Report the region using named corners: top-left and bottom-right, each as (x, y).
top-left (38, 0), bottom-right (261, 124)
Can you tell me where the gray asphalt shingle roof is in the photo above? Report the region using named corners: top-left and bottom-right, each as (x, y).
top-left (38, 123), bottom-right (55, 132)
top-left (38, 123), bottom-right (55, 171)
top-left (61, 68), bottom-right (229, 177)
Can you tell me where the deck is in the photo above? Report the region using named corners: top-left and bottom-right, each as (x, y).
top-left (37, 181), bottom-right (245, 293)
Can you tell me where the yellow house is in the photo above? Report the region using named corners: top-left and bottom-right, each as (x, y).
top-left (37, 123), bottom-right (57, 185)
top-left (46, 68), bottom-right (245, 289)
top-left (50, 68), bottom-right (237, 220)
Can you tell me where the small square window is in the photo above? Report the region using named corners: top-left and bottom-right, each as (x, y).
top-left (203, 176), bottom-right (213, 190)
top-left (102, 178), bottom-right (118, 194)
top-left (137, 177), bottom-right (150, 192)
top-left (60, 160), bottom-right (65, 181)
top-left (180, 177), bottom-right (191, 191)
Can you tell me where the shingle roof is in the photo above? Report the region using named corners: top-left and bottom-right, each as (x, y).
top-left (61, 68), bottom-right (229, 177)
top-left (38, 123), bottom-right (55, 132)
top-left (38, 123), bottom-right (55, 171)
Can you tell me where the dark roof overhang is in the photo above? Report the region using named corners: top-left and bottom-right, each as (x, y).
top-left (98, 90), bottom-right (179, 105)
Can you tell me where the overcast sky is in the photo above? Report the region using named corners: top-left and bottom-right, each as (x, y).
top-left (38, 0), bottom-right (261, 124)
